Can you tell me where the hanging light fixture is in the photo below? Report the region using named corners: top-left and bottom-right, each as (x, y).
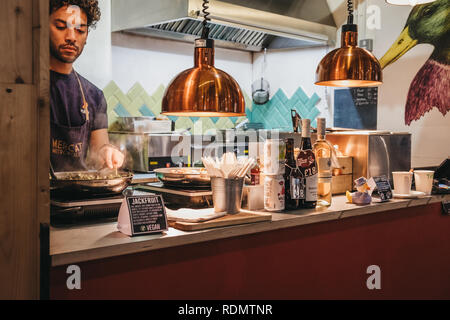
top-left (386, 0), bottom-right (436, 5)
top-left (161, 0), bottom-right (245, 117)
top-left (315, 0), bottom-right (382, 87)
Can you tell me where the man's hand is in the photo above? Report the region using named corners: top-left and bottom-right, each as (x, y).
top-left (90, 129), bottom-right (124, 170)
top-left (98, 144), bottom-right (124, 169)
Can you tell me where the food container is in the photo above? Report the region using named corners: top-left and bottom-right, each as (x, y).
top-left (264, 139), bottom-right (286, 175)
top-left (264, 174), bottom-right (285, 212)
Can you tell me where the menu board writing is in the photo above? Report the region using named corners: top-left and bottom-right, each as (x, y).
top-left (126, 195), bottom-right (168, 235)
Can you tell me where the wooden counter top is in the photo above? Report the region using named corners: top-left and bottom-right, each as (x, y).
top-left (50, 194), bottom-right (450, 267)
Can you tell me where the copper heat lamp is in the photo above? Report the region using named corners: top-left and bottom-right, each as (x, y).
top-left (161, 0), bottom-right (245, 117)
top-left (315, 0), bottom-right (382, 87)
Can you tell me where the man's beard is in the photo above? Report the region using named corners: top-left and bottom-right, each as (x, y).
top-left (50, 41), bottom-right (84, 64)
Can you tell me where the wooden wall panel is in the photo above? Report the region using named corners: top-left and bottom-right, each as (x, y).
top-left (0, 84), bottom-right (37, 299)
top-left (0, 0), bottom-right (33, 84)
top-left (0, 0), bottom-right (49, 299)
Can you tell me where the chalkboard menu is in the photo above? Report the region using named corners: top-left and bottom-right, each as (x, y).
top-left (349, 87), bottom-right (378, 107)
top-left (334, 87), bottom-right (378, 129)
top-left (126, 194), bottom-right (168, 235)
top-left (373, 175), bottom-right (393, 202)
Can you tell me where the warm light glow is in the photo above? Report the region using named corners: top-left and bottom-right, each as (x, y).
top-left (162, 111), bottom-right (246, 117)
top-left (315, 80), bottom-right (383, 87)
top-left (386, 0), bottom-right (436, 5)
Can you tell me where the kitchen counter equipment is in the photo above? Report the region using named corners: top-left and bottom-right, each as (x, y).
top-left (50, 170), bottom-right (133, 197)
top-left (51, 194), bottom-right (125, 226)
top-left (154, 167), bottom-right (210, 187)
top-left (325, 131), bottom-right (411, 185)
top-left (136, 182), bottom-right (212, 209)
top-left (109, 132), bottom-right (191, 172)
top-left (115, 116), bottom-right (172, 133)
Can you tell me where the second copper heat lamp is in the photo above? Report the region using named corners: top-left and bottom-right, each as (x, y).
top-left (315, 0), bottom-right (383, 87)
top-left (161, 0), bottom-right (245, 117)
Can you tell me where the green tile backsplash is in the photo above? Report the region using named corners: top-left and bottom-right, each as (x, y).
top-left (103, 81), bottom-right (321, 133)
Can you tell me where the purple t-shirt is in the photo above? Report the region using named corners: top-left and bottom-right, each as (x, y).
top-left (50, 69), bottom-right (108, 130)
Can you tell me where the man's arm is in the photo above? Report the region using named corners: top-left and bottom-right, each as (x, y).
top-left (90, 129), bottom-right (124, 169)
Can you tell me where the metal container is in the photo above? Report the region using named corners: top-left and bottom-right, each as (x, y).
top-left (50, 170), bottom-right (133, 197)
top-left (109, 132), bottom-right (191, 172)
top-left (324, 131), bottom-right (411, 186)
top-left (154, 167), bottom-right (210, 187)
top-left (116, 116), bottom-right (172, 133)
top-left (211, 177), bottom-right (244, 214)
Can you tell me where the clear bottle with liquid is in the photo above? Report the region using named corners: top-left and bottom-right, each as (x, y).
top-left (313, 118), bottom-right (332, 207)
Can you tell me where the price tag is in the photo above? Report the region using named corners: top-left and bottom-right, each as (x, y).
top-left (117, 193), bottom-right (168, 236)
top-left (371, 175), bottom-right (393, 202)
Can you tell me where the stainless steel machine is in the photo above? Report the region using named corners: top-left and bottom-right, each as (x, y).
top-left (325, 131), bottom-right (411, 183)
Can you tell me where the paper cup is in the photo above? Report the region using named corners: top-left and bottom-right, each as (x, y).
top-left (414, 170), bottom-right (434, 195)
top-left (392, 171), bottom-right (413, 195)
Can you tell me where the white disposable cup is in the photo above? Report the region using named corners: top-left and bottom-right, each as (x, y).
top-left (392, 171), bottom-right (413, 195)
top-left (414, 170), bottom-right (434, 195)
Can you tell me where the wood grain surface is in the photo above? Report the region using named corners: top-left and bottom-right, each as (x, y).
top-left (169, 210), bottom-right (272, 231)
top-left (0, 0), bottom-right (49, 299)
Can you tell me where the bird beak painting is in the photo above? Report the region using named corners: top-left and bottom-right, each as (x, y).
top-left (380, 0), bottom-right (449, 126)
top-left (380, 27), bottom-right (418, 69)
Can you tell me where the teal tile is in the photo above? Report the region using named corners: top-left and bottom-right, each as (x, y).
top-left (210, 117), bottom-right (220, 124)
top-left (229, 117), bottom-right (238, 124)
top-left (305, 93), bottom-right (320, 110)
top-left (114, 103), bottom-right (131, 117)
top-left (273, 88), bottom-right (288, 104)
top-left (292, 87), bottom-right (309, 105)
top-left (139, 105), bottom-right (155, 117)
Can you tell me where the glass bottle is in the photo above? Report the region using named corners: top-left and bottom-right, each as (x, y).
top-left (284, 138), bottom-right (304, 210)
top-left (313, 118), bottom-right (332, 207)
top-left (297, 119), bottom-right (317, 209)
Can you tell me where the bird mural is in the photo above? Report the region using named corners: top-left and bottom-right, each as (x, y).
top-left (380, 0), bottom-right (449, 126)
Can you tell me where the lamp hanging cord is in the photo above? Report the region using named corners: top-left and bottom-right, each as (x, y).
top-left (347, 0), bottom-right (354, 25)
top-left (201, 0), bottom-right (211, 39)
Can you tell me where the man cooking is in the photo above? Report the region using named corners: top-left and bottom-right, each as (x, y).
top-left (50, 0), bottom-right (124, 171)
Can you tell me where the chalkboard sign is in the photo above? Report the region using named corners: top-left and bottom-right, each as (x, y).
top-left (117, 193), bottom-right (168, 236)
top-left (373, 175), bottom-right (393, 202)
top-left (334, 87), bottom-right (378, 129)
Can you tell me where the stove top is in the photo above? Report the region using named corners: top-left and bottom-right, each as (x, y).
top-left (51, 194), bottom-right (124, 208)
top-left (135, 183), bottom-right (213, 209)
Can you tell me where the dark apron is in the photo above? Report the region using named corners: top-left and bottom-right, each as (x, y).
top-left (50, 71), bottom-right (90, 172)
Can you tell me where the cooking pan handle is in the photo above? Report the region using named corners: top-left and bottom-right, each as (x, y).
top-left (49, 162), bottom-right (57, 180)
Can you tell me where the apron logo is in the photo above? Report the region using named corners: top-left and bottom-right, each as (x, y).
top-left (52, 138), bottom-right (83, 157)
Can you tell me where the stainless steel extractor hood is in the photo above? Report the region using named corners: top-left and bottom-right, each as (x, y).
top-left (111, 0), bottom-right (337, 52)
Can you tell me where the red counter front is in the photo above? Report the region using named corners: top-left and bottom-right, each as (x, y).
top-left (50, 202), bottom-right (450, 299)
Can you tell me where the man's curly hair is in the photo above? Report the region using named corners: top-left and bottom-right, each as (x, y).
top-left (50, 0), bottom-right (101, 29)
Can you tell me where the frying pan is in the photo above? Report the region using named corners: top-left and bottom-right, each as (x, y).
top-left (50, 169), bottom-right (134, 196)
top-left (154, 167), bottom-right (210, 187)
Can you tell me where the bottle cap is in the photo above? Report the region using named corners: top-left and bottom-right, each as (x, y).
top-left (301, 119), bottom-right (311, 137)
